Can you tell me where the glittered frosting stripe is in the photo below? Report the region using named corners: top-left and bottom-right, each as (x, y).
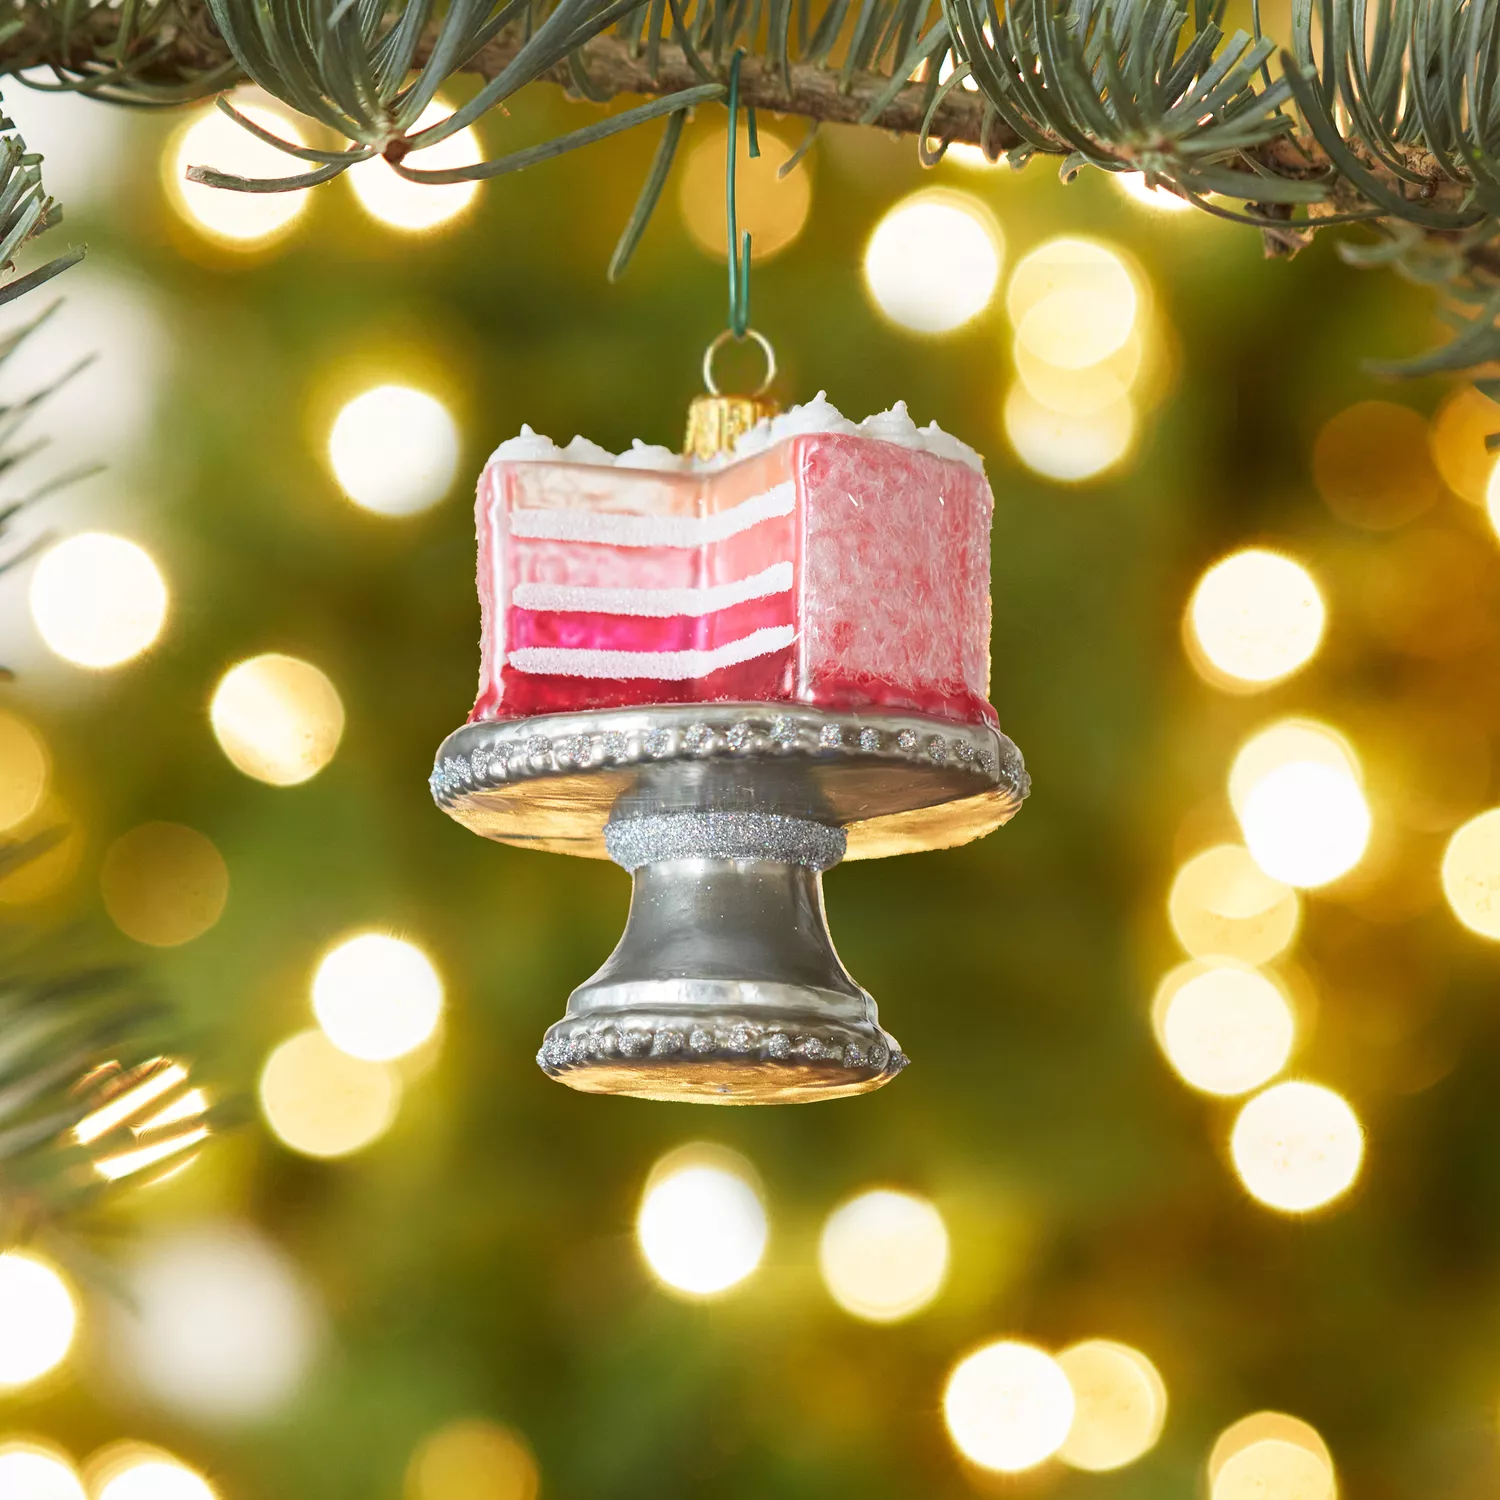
top-left (506, 481), bottom-right (795, 549)
top-left (511, 561), bottom-right (793, 618)
top-left (507, 624), bottom-right (796, 680)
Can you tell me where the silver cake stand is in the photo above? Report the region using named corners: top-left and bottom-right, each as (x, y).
top-left (431, 704), bottom-right (1028, 1104)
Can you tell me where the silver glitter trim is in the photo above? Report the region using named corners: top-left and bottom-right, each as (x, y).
top-left (604, 811), bottom-right (847, 871)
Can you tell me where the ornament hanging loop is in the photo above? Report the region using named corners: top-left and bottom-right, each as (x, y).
top-left (702, 326), bottom-right (776, 397)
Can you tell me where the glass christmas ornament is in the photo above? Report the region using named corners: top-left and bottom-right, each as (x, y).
top-left (431, 390), bottom-right (1028, 1103)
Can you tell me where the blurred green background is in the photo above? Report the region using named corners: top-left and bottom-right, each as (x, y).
top-left (3, 49), bottom-right (1500, 1500)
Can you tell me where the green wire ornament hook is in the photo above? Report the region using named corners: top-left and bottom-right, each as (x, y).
top-left (725, 48), bottom-right (759, 340)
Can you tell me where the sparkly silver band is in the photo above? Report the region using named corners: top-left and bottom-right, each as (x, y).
top-left (604, 811), bottom-right (847, 872)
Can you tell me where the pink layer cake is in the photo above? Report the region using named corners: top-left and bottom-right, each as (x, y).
top-left (470, 397), bottom-right (996, 728)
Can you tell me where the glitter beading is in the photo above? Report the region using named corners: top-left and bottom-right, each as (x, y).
top-left (604, 811), bottom-right (848, 872)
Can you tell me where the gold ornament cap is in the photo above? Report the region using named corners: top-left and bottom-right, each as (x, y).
top-left (686, 328), bottom-right (779, 461)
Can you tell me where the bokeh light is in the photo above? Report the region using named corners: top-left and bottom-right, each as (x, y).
top-left (0, 1442), bottom-right (86, 1500)
top-left (94, 1450), bottom-right (218, 1500)
top-left (636, 1144), bottom-right (767, 1298)
top-left (1157, 962), bottom-right (1295, 1096)
top-left (0, 709), bottom-right (49, 832)
top-left (29, 533), bottom-right (168, 669)
top-left (75, 1057), bottom-right (211, 1184)
top-left (1228, 719), bottom-right (1362, 820)
top-left (943, 1340), bottom-right (1075, 1473)
top-left (1314, 400), bottom-right (1441, 529)
top-left (312, 932), bottom-right (443, 1062)
top-left (116, 1222), bottom-right (320, 1422)
top-left (348, 100), bottom-right (482, 232)
top-left (1168, 845), bottom-right (1300, 965)
top-left (863, 190), bottom-right (1002, 334)
top-left (209, 653), bottom-right (345, 786)
top-left (1231, 1081), bottom-right (1365, 1213)
top-left (101, 823), bottom-right (229, 947)
top-left (169, 97), bottom-right (311, 247)
top-left (1114, 171), bottom-right (1192, 211)
top-left (680, 126), bottom-right (812, 261)
top-left (818, 1188), bottom-right (949, 1322)
top-left (1239, 760), bottom-right (1372, 888)
top-left (1056, 1339), bottom-right (1167, 1471)
top-left (259, 1028), bottom-right (401, 1159)
top-left (406, 1418), bottom-right (540, 1500)
top-left (327, 384), bottom-right (460, 516)
top-left (1209, 1412), bottom-right (1336, 1500)
top-left (0, 1251), bottom-right (78, 1388)
top-left (1007, 237), bottom-right (1140, 368)
top-left (1442, 808), bottom-right (1500, 940)
top-left (1013, 328), bottom-right (1143, 416)
top-left (1429, 383), bottom-right (1500, 505)
top-left (1003, 383), bottom-right (1136, 482)
top-left (1186, 548), bottom-right (1325, 688)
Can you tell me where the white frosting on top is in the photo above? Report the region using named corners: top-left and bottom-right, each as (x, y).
top-left (487, 393), bottom-right (984, 472)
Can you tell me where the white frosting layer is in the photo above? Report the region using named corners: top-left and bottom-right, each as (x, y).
top-left (487, 394), bottom-right (984, 473)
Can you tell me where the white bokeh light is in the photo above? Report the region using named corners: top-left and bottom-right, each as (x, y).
top-left (210, 653), bottom-right (345, 787)
top-left (1003, 383), bottom-right (1136, 482)
top-left (1228, 719), bottom-right (1361, 821)
top-left (312, 933), bottom-right (444, 1062)
top-left (29, 533), bottom-right (168, 668)
top-left (1231, 1081), bottom-right (1365, 1214)
top-left (259, 1028), bottom-right (402, 1159)
top-left (0, 1443), bottom-right (86, 1500)
top-left (863, 191), bottom-right (1002, 334)
top-left (170, 99), bottom-right (311, 247)
top-left (1158, 963), bottom-right (1295, 1096)
top-left (115, 1222), bottom-right (320, 1422)
top-left (1239, 760), bottom-right (1372, 888)
top-left (0, 1251), bottom-right (78, 1388)
top-left (1188, 548), bottom-right (1326, 687)
top-left (818, 1189), bottom-right (949, 1322)
top-left (636, 1146), bottom-right (768, 1298)
top-left (327, 384), bottom-right (460, 516)
top-left (348, 100), bottom-right (482, 232)
top-left (96, 1454), bottom-right (218, 1500)
top-left (943, 1340), bottom-right (1076, 1473)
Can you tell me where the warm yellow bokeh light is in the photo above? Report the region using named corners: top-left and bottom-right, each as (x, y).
top-left (1187, 548), bottom-right (1325, 688)
top-left (818, 1188), bottom-right (949, 1323)
top-left (312, 932), bottom-right (443, 1062)
top-left (1056, 1339), bottom-right (1167, 1472)
top-left (348, 100), bottom-right (482, 232)
top-left (863, 190), bottom-right (1002, 334)
top-left (1228, 720), bottom-right (1361, 821)
top-left (0, 1251), bottom-right (78, 1388)
top-left (1158, 962), bottom-right (1295, 1096)
top-left (328, 384), bottom-right (460, 516)
top-left (1209, 1412), bottom-right (1334, 1489)
top-left (680, 126), bottom-right (812, 261)
top-left (75, 1057), bottom-right (210, 1184)
top-left (95, 1452), bottom-right (218, 1500)
top-left (406, 1418), bottom-right (540, 1500)
top-left (0, 710), bottom-right (49, 833)
top-left (1004, 382), bottom-right (1136, 482)
top-left (1115, 171), bottom-right (1192, 212)
top-left (210, 653), bottom-right (345, 786)
top-left (1014, 327), bottom-right (1144, 416)
top-left (1430, 383), bottom-right (1500, 505)
top-left (1442, 808), bottom-right (1500, 939)
top-left (1168, 844), bottom-right (1300, 965)
top-left (636, 1144), bottom-right (767, 1298)
top-left (0, 1442), bottom-right (86, 1500)
top-left (943, 1340), bottom-right (1075, 1473)
top-left (1314, 400), bottom-right (1441, 530)
top-left (169, 98), bottom-right (311, 247)
top-left (29, 533), bottom-right (168, 669)
top-left (101, 823), bottom-right (229, 947)
top-left (1239, 760), bottom-right (1371, 889)
top-left (1231, 1080), bottom-right (1364, 1213)
top-left (0, 796), bottom-right (81, 906)
top-left (1007, 237), bottom-right (1139, 368)
top-left (259, 1028), bottom-right (401, 1159)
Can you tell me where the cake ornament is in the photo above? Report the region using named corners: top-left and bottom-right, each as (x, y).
top-left (429, 347), bottom-right (1030, 1105)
